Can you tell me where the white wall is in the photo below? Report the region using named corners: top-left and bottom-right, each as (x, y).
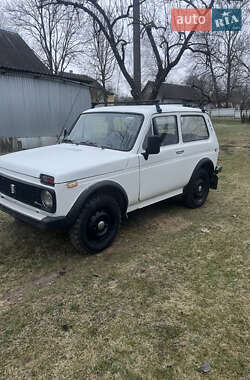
top-left (208, 108), bottom-right (248, 119)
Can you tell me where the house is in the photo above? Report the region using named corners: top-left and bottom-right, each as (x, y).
top-left (0, 29), bottom-right (92, 152)
top-left (142, 81), bottom-right (201, 105)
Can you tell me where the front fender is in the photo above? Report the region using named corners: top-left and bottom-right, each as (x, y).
top-left (66, 180), bottom-right (128, 225)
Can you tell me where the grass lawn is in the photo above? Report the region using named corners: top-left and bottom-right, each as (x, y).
top-left (0, 120), bottom-right (249, 379)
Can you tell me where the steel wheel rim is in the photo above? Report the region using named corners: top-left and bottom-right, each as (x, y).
top-left (87, 210), bottom-right (114, 241)
top-left (194, 178), bottom-right (207, 200)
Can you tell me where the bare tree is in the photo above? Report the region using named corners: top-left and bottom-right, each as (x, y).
top-left (235, 33), bottom-right (250, 81)
top-left (0, 2), bottom-right (8, 28)
top-left (0, 17), bottom-right (6, 29)
top-left (139, 0), bottom-right (212, 100)
top-left (190, 30), bottom-right (250, 107)
top-left (5, 0), bottom-right (85, 73)
top-left (188, 0), bottom-right (250, 107)
top-left (85, 19), bottom-right (116, 102)
top-left (185, 72), bottom-right (215, 104)
top-left (43, 0), bottom-right (215, 100)
top-left (187, 32), bottom-right (225, 106)
top-left (218, 32), bottom-right (249, 107)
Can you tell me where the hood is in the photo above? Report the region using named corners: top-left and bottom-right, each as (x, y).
top-left (0, 144), bottom-right (130, 183)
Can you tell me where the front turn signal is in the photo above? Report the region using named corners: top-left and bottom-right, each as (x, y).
top-left (66, 181), bottom-right (78, 189)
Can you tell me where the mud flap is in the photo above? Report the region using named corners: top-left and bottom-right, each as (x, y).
top-left (210, 174), bottom-right (218, 190)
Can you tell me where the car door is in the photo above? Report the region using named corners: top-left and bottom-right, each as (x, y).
top-left (139, 113), bottom-right (187, 202)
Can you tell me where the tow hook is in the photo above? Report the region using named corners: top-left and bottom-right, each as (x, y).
top-left (215, 166), bottom-right (222, 174)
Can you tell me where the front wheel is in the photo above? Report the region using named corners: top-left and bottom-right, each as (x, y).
top-left (183, 169), bottom-right (210, 209)
top-left (70, 194), bottom-right (121, 254)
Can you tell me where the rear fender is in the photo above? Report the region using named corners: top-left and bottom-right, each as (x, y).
top-left (184, 158), bottom-right (215, 193)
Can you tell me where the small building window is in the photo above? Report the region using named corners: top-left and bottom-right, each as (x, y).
top-left (181, 115), bottom-right (209, 142)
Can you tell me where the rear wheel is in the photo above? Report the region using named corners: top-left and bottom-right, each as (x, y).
top-left (183, 169), bottom-right (210, 209)
top-left (70, 194), bottom-right (121, 254)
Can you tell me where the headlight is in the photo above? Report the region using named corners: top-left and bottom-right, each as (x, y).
top-left (41, 190), bottom-right (53, 210)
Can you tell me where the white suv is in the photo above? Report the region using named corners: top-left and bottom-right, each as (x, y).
top-left (0, 104), bottom-right (221, 253)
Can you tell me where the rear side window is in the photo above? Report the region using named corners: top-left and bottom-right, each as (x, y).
top-left (181, 115), bottom-right (209, 142)
top-left (153, 115), bottom-right (179, 146)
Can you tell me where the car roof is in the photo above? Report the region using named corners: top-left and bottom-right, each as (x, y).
top-left (83, 104), bottom-right (203, 116)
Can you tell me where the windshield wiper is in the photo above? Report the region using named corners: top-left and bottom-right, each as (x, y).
top-left (62, 139), bottom-right (79, 145)
top-left (79, 140), bottom-right (104, 149)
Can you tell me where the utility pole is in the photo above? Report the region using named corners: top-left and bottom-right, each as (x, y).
top-left (133, 0), bottom-right (141, 99)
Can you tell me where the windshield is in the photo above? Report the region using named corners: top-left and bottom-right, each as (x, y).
top-left (65, 112), bottom-right (144, 151)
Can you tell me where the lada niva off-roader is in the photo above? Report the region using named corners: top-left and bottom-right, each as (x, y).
top-left (0, 104), bottom-right (221, 254)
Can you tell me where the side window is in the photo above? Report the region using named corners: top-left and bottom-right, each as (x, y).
top-left (153, 116), bottom-right (179, 146)
top-left (181, 115), bottom-right (209, 142)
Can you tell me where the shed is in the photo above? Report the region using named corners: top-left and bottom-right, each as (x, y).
top-left (0, 29), bottom-right (91, 152)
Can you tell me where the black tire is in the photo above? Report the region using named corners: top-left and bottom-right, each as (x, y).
top-left (183, 168), bottom-right (210, 209)
top-left (69, 194), bottom-right (121, 254)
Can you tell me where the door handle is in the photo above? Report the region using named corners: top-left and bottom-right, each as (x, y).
top-left (176, 150), bottom-right (184, 155)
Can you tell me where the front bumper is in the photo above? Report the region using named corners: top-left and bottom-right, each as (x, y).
top-left (0, 196), bottom-right (67, 230)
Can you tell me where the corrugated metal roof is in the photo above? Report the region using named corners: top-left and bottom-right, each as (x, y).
top-left (60, 72), bottom-right (112, 93)
top-left (0, 28), bottom-right (49, 74)
top-left (0, 29), bottom-right (105, 92)
top-left (60, 72), bottom-right (101, 86)
top-left (0, 66), bottom-right (94, 89)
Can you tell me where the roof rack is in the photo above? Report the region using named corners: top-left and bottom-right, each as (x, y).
top-left (91, 101), bottom-right (205, 113)
top-left (183, 102), bottom-right (207, 113)
top-left (92, 100), bottom-right (163, 113)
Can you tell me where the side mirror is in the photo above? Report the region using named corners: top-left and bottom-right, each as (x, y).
top-left (63, 129), bottom-right (68, 138)
top-left (143, 135), bottom-right (161, 160)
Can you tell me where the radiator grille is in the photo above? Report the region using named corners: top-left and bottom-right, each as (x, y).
top-left (0, 175), bottom-right (55, 213)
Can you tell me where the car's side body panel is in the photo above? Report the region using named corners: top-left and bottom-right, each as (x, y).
top-left (55, 155), bottom-right (140, 217)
